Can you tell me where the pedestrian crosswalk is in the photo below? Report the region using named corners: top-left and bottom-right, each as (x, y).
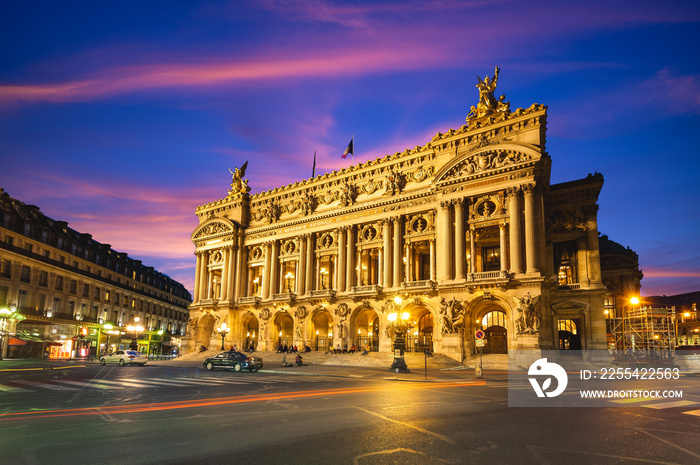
top-left (0, 374), bottom-right (324, 392)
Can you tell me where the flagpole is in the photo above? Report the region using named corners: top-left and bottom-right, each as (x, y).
top-left (352, 135), bottom-right (355, 163)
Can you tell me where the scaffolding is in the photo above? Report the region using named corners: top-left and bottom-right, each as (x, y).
top-left (608, 306), bottom-right (676, 365)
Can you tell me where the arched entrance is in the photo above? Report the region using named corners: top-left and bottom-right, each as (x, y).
top-left (405, 310), bottom-right (433, 353)
top-left (241, 313), bottom-right (259, 351)
top-left (558, 319), bottom-right (581, 350)
top-left (274, 312), bottom-right (294, 350)
top-left (311, 309), bottom-right (333, 351)
top-left (480, 310), bottom-right (508, 354)
top-left (197, 313), bottom-right (217, 351)
top-left (354, 308), bottom-right (379, 352)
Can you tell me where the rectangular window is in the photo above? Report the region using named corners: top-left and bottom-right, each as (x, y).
top-left (43, 250), bottom-right (50, 258)
top-left (41, 230), bottom-right (48, 243)
top-left (5, 235), bottom-right (14, 246)
top-left (0, 259), bottom-right (11, 278)
top-left (69, 280), bottom-right (77, 295)
top-left (482, 246), bottom-right (501, 272)
top-left (17, 289), bottom-right (28, 309)
top-left (82, 284), bottom-right (90, 298)
top-left (25, 243), bottom-right (33, 253)
top-left (68, 300), bottom-right (75, 317)
top-left (55, 275), bottom-right (63, 291)
top-left (38, 270), bottom-right (48, 287)
top-left (24, 223), bottom-right (31, 236)
top-left (37, 293), bottom-right (46, 311)
top-left (0, 285), bottom-right (8, 306)
top-left (94, 286), bottom-right (100, 300)
top-left (20, 265), bottom-right (31, 282)
top-left (105, 290), bottom-right (111, 302)
top-left (554, 240), bottom-right (579, 286)
top-left (53, 297), bottom-right (61, 313)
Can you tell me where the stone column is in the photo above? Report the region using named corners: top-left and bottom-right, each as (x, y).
top-left (193, 252), bottom-right (202, 302)
top-left (523, 184), bottom-right (538, 273)
top-left (346, 226), bottom-right (355, 290)
top-left (238, 244), bottom-right (248, 300)
top-left (437, 201), bottom-right (452, 282)
top-left (469, 228), bottom-right (476, 275)
top-left (315, 253), bottom-right (321, 290)
top-left (454, 199), bottom-right (465, 280)
top-left (220, 247), bottom-right (230, 301)
top-left (298, 238), bottom-right (306, 295)
top-left (262, 242), bottom-right (272, 299)
top-left (382, 219), bottom-right (391, 287)
top-left (333, 254), bottom-right (338, 289)
top-left (404, 242), bottom-right (411, 282)
top-left (586, 205), bottom-right (603, 285)
top-left (392, 217), bottom-right (402, 287)
top-left (305, 235), bottom-right (314, 294)
top-left (233, 234), bottom-right (242, 302)
top-left (499, 223), bottom-right (508, 272)
top-left (199, 251), bottom-right (209, 300)
top-left (508, 187), bottom-right (523, 274)
top-left (429, 238), bottom-right (436, 281)
top-left (337, 228), bottom-right (346, 292)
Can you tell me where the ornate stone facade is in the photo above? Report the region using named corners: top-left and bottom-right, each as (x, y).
top-left (187, 71), bottom-right (610, 361)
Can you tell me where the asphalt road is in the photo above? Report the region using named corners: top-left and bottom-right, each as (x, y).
top-left (1, 361), bottom-right (700, 465)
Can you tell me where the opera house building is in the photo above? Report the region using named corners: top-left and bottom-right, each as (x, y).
top-left (186, 70), bottom-right (611, 362)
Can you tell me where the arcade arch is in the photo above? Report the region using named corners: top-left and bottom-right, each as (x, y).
top-left (353, 307), bottom-right (379, 352)
top-left (311, 308), bottom-right (334, 351)
top-left (241, 312), bottom-right (259, 350)
top-left (274, 311), bottom-right (294, 350)
top-left (479, 309), bottom-right (508, 354)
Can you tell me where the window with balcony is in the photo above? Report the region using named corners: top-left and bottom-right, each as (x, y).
top-left (482, 246), bottom-right (501, 272)
top-left (55, 275), bottom-right (63, 291)
top-left (69, 280), bottom-right (77, 295)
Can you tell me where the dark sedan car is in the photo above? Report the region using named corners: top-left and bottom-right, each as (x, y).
top-left (203, 351), bottom-right (263, 372)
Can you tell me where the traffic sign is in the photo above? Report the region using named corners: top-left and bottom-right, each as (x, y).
top-left (475, 329), bottom-right (485, 340)
top-left (476, 339), bottom-right (486, 347)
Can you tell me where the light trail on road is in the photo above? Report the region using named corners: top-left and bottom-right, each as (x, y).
top-left (0, 381), bottom-right (478, 421)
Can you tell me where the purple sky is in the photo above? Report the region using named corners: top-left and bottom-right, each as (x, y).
top-left (1, 0), bottom-right (699, 298)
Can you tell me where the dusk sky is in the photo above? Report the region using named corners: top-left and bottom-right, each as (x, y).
top-left (1, 1), bottom-right (699, 298)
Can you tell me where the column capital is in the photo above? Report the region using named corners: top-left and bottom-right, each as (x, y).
top-left (506, 186), bottom-right (521, 197)
top-left (439, 200), bottom-right (453, 210)
top-left (522, 183), bottom-right (536, 195)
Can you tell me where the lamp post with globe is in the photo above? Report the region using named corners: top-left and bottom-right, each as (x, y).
top-left (388, 297), bottom-right (412, 373)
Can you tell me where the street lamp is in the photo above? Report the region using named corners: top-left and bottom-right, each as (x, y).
top-left (126, 316), bottom-right (144, 351)
top-left (388, 297), bottom-right (412, 373)
top-left (217, 322), bottom-right (229, 350)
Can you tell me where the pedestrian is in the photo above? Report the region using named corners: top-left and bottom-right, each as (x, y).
top-left (361, 343), bottom-right (370, 356)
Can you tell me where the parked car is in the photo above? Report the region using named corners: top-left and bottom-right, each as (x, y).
top-left (100, 350), bottom-right (148, 366)
top-left (203, 350), bottom-right (263, 372)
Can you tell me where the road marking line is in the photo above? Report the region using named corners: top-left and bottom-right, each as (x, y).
top-left (642, 400), bottom-right (699, 409)
top-left (120, 379), bottom-right (194, 387)
top-left (611, 397), bottom-right (655, 404)
top-left (11, 380), bottom-right (80, 391)
top-left (0, 383), bottom-right (32, 392)
top-left (635, 428), bottom-right (700, 460)
top-left (194, 377), bottom-right (251, 385)
top-left (355, 407), bottom-right (456, 444)
top-left (682, 409), bottom-right (700, 417)
top-left (88, 379), bottom-right (158, 388)
top-left (56, 380), bottom-right (123, 390)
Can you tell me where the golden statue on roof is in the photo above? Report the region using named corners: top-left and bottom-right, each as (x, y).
top-left (467, 66), bottom-right (511, 121)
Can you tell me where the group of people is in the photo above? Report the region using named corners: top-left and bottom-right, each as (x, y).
top-left (327, 343), bottom-right (372, 355)
top-left (229, 344), bottom-right (256, 353)
top-left (276, 344), bottom-right (311, 354)
top-left (281, 353), bottom-right (305, 367)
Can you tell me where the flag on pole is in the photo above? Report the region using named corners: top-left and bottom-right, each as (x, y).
top-left (341, 138), bottom-right (353, 159)
top-left (312, 150), bottom-right (316, 178)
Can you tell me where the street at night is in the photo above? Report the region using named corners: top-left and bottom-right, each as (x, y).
top-left (2, 359), bottom-right (700, 464)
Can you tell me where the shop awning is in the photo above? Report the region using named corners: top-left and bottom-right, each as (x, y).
top-left (8, 337), bottom-right (27, 346)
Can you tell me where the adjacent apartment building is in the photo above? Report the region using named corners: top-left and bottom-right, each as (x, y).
top-left (0, 189), bottom-right (191, 359)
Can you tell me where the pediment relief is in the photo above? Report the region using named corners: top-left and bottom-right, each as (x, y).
top-left (191, 220), bottom-right (235, 241)
top-left (436, 143), bottom-right (540, 184)
top-left (552, 300), bottom-right (588, 313)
